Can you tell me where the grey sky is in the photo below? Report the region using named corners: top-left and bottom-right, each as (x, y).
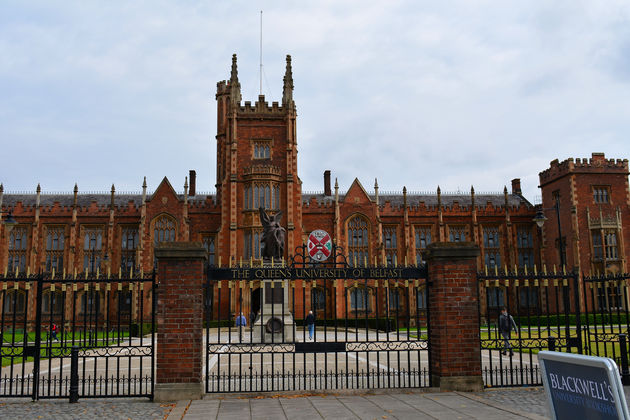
top-left (1, 1), bottom-right (629, 200)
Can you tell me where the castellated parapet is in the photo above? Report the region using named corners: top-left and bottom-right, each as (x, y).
top-left (539, 152), bottom-right (629, 186)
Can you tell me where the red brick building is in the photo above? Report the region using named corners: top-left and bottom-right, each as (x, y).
top-left (0, 55), bottom-right (628, 321)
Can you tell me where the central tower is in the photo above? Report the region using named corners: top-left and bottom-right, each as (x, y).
top-left (215, 54), bottom-right (302, 264)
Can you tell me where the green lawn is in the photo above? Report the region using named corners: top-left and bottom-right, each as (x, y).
top-left (1, 330), bottom-right (133, 367)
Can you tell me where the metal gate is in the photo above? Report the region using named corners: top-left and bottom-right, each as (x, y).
top-left (581, 272), bottom-right (630, 383)
top-left (0, 271), bottom-right (155, 399)
top-left (205, 245), bottom-right (429, 393)
top-left (478, 267), bottom-right (582, 387)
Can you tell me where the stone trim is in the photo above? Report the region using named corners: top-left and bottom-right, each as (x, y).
top-left (154, 242), bottom-right (207, 260)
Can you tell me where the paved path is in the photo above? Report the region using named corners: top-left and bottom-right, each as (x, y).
top-left (0, 388), bottom-right (554, 420)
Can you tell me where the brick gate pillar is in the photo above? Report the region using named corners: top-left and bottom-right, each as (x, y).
top-left (425, 242), bottom-right (482, 391)
top-left (154, 243), bottom-right (206, 401)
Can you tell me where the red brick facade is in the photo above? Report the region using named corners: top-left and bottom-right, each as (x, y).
top-left (1, 55), bottom-right (629, 321)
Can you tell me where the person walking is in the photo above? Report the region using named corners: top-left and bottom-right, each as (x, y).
top-left (499, 306), bottom-right (518, 356)
top-left (50, 323), bottom-right (60, 342)
top-left (235, 312), bottom-right (247, 342)
top-left (305, 310), bottom-right (315, 341)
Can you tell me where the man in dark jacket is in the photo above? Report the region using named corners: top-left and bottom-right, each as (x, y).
top-left (499, 306), bottom-right (518, 356)
top-left (305, 310), bottom-right (315, 340)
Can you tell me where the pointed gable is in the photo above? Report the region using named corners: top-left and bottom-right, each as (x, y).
top-left (343, 178), bottom-right (372, 205)
top-left (149, 177), bottom-right (180, 205)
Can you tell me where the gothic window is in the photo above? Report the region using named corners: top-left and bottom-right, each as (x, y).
top-left (597, 285), bottom-right (623, 310)
top-left (244, 186), bottom-right (251, 209)
top-left (592, 231), bottom-right (603, 261)
top-left (45, 226), bottom-right (65, 273)
top-left (414, 226), bottom-right (431, 265)
top-left (80, 291), bottom-right (104, 315)
top-left (347, 215), bottom-right (369, 266)
top-left (8, 226), bottom-right (28, 274)
top-left (486, 286), bottom-right (505, 309)
top-left (384, 226), bottom-right (398, 267)
top-left (483, 227), bottom-right (501, 269)
top-left (203, 235), bottom-right (216, 265)
top-left (350, 287), bottom-right (370, 311)
top-left (253, 142), bottom-right (271, 159)
top-left (3, 290), bottom-right (26, 314)
top-left (517, 227), bottom-right (534, 268)
top-left (518, 286), bottom-right (539, 309)
top-left (117, 288), bottom-right (132, 314)
top-left (42, 290), bottom-right (64, 315)
top-left (153, 215), bottom-right (176, 245)
top-left (82, 227), bottom-right (104, 274)
top-left (244, 230), bottom-right (262, 260)
top-left (449, 226), bottom-right (466, 242)
top-left (388, 287), bottom-right (402, 310)
top-left (312, 288), bottom-right (326, 311)
top-left (593, 186), bottom-right (610, 204)
top-left (274, 185), bottom-right (280, 210)
top-left (120, 226), bottom-right (139, 273)
top-left (416, 287), bottom-right (427, 310)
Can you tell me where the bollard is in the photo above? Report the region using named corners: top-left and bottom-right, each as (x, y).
top-left (619, 334), bottom-right (630, 386)
top-left (69, 346), bottom-right (79, 403)
top-left (548, 337), bottom-right (556, 352)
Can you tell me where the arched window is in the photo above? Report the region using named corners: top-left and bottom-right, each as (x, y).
top-left (265, 185), bottom-right (271, 209)
top-left (350, 287), bottom-right (370, 311)
top-left (42, 290), bottom-right (64, 315)
top-left (312, 288), bottom-right (326, 311)
top-left (3, 290), bottom-right (26, 314)
top-left (244, 186), bottom-right (250, 209)
top-left (154, 215), bottom-right (176, 245)
top-left (347, 216), bottom-right (369, 266)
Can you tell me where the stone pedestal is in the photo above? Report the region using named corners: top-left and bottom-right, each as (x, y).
top-left (253, 277), bottom-right (295, 343)
top-left (424, 242), bottom-right (483, 392)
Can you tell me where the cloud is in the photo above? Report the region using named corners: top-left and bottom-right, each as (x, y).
top-left (0, 0), bottom-right (629, 200)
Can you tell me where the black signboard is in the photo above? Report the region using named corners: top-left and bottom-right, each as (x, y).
top-left (539, 351), bottom-right (629, 420)
top-left (207, 266), bottom-right (425, 281)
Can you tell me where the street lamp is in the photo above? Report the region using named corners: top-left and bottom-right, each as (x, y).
top-left (533, 198), bottom-right (565, 268)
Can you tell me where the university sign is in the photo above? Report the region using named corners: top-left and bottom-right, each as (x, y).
top-left (207, 266), bottom-right (426, 280)
top-left (539, 351), bottom-right (630, 420)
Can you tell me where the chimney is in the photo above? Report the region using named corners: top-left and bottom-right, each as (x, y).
top-left (324, 170), bottom-right (331, 196)
top-left (189, 170), bottom-right (196, 196)
top-left (511, 178), bottom-right (521, 195)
